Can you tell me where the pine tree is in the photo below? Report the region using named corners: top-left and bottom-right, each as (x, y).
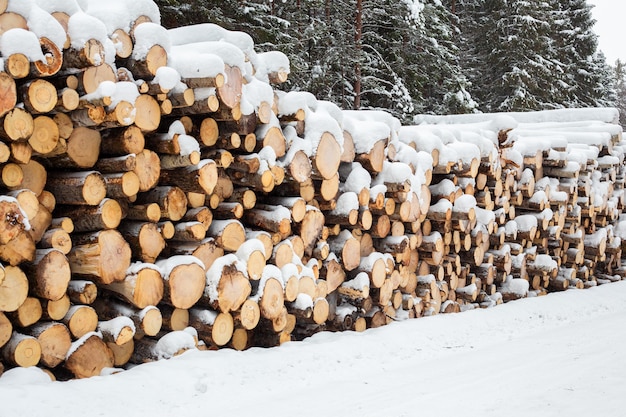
top-left (614, 60), bottom-right (626, 128)
top-left (550, 0), bottom-right (614, 107)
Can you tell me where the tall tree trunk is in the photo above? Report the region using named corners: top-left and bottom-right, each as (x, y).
top-left (354, 0), bottom-right (363, 109)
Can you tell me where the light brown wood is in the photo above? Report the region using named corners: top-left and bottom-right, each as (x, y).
top-left (2, 332), bottom-right (41, 367)
top-left (41, 294), bottom-right (70, 322)
top-left (1, 107), bottom-right (33, 142)
top-left (134, 94), bottom-right (162, 132)
top-left (63, 305), bottom-right (99, 339)
top-left (68, 230), bottom-right (132, 284)
top-left (0, 72), bottom-right (16, 118)
top-left (56, 198), bottom-right (123, 233)
top-left (159, 160), bottom-right (218, 195)
top-left (46, 171), bottom-right (107, 206)
top-left (23, 248), bottom-right (71, 301)
top-left (65, 333), bottom-right (114, 379)
top-left (7, 297), bottom-right (42, 328)
top-left (92, 298), bottom-right (162, 337)
top-left (67, 280), bottom-right (98, 305)
top-left (202, 259), bottom-right (251, 313)
top-left (102, 263), bottom-right (164, 309)
top-left (188, 309), bottom-right (234, 347)
top-left (134, 185), bottom-right (188, 221)
top-left (26, 322), bottom-right (71, 368)
top-left (0, 266), bottom-right (28, 312)
top-left (118, 221), bottom-right (166, 264)
top-left (157, 256), bottom-right (206, 309)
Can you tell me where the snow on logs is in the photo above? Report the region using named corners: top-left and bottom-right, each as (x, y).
top-left (0, 0), bottom-right (625, 381)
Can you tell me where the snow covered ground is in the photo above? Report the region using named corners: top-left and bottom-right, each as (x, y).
top-left (2, 281), bottom-right (626, 417)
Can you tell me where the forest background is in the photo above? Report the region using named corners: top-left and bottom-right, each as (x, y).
top-left (153, 0), bottom-right (626, 126)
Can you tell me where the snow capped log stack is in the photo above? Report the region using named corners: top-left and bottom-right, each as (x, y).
top-left (0, 0), bottom-right (624, 381)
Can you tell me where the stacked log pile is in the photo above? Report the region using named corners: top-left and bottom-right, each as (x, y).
top-left (0, 0), bottom-right (624, 380)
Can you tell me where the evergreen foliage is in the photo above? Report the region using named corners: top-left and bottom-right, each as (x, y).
top-left (154, 0), bottom-right (617, 119)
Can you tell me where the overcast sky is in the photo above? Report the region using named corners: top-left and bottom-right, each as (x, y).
top-left (588, 0), bottom-right (625, 65)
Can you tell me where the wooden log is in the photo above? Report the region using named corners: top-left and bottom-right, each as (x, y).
top-left (202, 254), bottom-right (252, 313)
top-left (188, 309), bottom-right (234, 347)
top-left (207, 220), bottom-right (246, 252)
top-left (62, 304), bottom-right (99, 339)
top-left (63, 38), bottom-right (105, 69)
top-left (68, 230), bottom-right (132, 284)
top-left (23, 249), bottom-right (71, 302)
top-left (100, 126), bottom-right (145, 156)
top-left (40, 294), bottom-right (70, 322)
top-left (6, 297), bottom-right (41, 328)
top-left (98, 316), bottom-right (136, 346)
top-left (232, 299), bottom-right (261, 331)
top-left (0, 266), bottom-right (28, 312)
top-left (101, 263), bottom-right (164, 309)
top-left (255, 267), bottom-right (286, 321)
top-left (1, 107), bottom-right (33, 142)
top-left (2, 332), bottom-right (41, 368)
top-left (64, 332), bottom-right (114, 379)
top-left (13, 160), bottom-right (45, 196)
top-left (134, 186), bottom-right (188, 222)
top-left (134, 94), bottom-right (162, 132)
top-left (159, 160), bottom-right (218, 195)
top-left (92, 298), bottom-right (162, 338)
top-left (118, 221), bottom-right (166, 264)
top-left (56, 198), bottom-right (122, 233)
top-left (130, 329), bottom-right (196, 363)
top-left (38, 227), bottom-right (72, 255)
top-left (22, 322), bottom-right (70, 370)
top-left (156, 256), bottom-right (206, 309)
top-left (67, 280), bottom-right (98, 305)
top-left (0, 72), bottom-right (16, 118)
top-left (46, 171), bottom-right (107, 206)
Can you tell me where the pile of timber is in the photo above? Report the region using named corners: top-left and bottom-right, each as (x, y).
top-left (0, 0), bottom-right (624, 381)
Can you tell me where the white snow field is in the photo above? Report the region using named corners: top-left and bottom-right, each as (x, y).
top-left (1, 280), bottom-right (625, 417)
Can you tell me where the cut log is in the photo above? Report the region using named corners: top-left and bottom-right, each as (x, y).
top-left (207, 220), bottom-right (246, 252)
top-left (63, 39), bottom-right (105, 69)
top-left (134, 186), bottom-right (187, 221)
top-left (159, 160), bottom-right (218, 195)
top-left (100, 126), bottom-right (145, 156)
top-left (0, 72), bottom-right (17, 118)
top-left (25, 322), bottom-right (71, 368)
top-left (62, 305), bottom-right (99, 339)
top-left (233, 299), bottom-right (261, 331)
top-left (68, 230), bottom-right (132, 284)
top-left (118, 222), bottom-right (166, 264)
top-left (92, 299), bottom-right (162, 338)
top-left (2, 332), bottom-right (41, 368)
top-left (0, 266), bottom-right (28, 312)
top-left (312, 132), bottom-right (342, 180)
top-left (1, 107), bottom-right (33, 142)
top-left (23, 249), bottom-right (71, 301)
top-left (46, 171), bottom-right (107, 206)
top-left (202, 255), bottom-right (251, 313)
top-left (217, 65), bottom-right (243, 110)
top-left (162, 238), bottom-right (224, 272)
top-left (188, 309), bottom-right (234, 347)
top-left (67, 280), bottom-right (98, 305)
top-left (134, 94), bottom-right (162, 132)
top-left (157, 256), bottom-right (206, 309)
top-left (101, 263), bottom-right (164, 309)
top-left (55, 198), bottom-right (123, 232)
top-left (64, 332), bottom-right (114, 379)
top-left (37, 219), bottom-right (72, 255)
top-left (6, 297), bottom-right (41, 328)
top-left (41, 294), bottom-right (70, 322)
top-left (21, 79), bottom-right (58, 115)
top-left (257, 275), bottom-right (285, 321)
top-left (98, 316), bottom-right (136, 346)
